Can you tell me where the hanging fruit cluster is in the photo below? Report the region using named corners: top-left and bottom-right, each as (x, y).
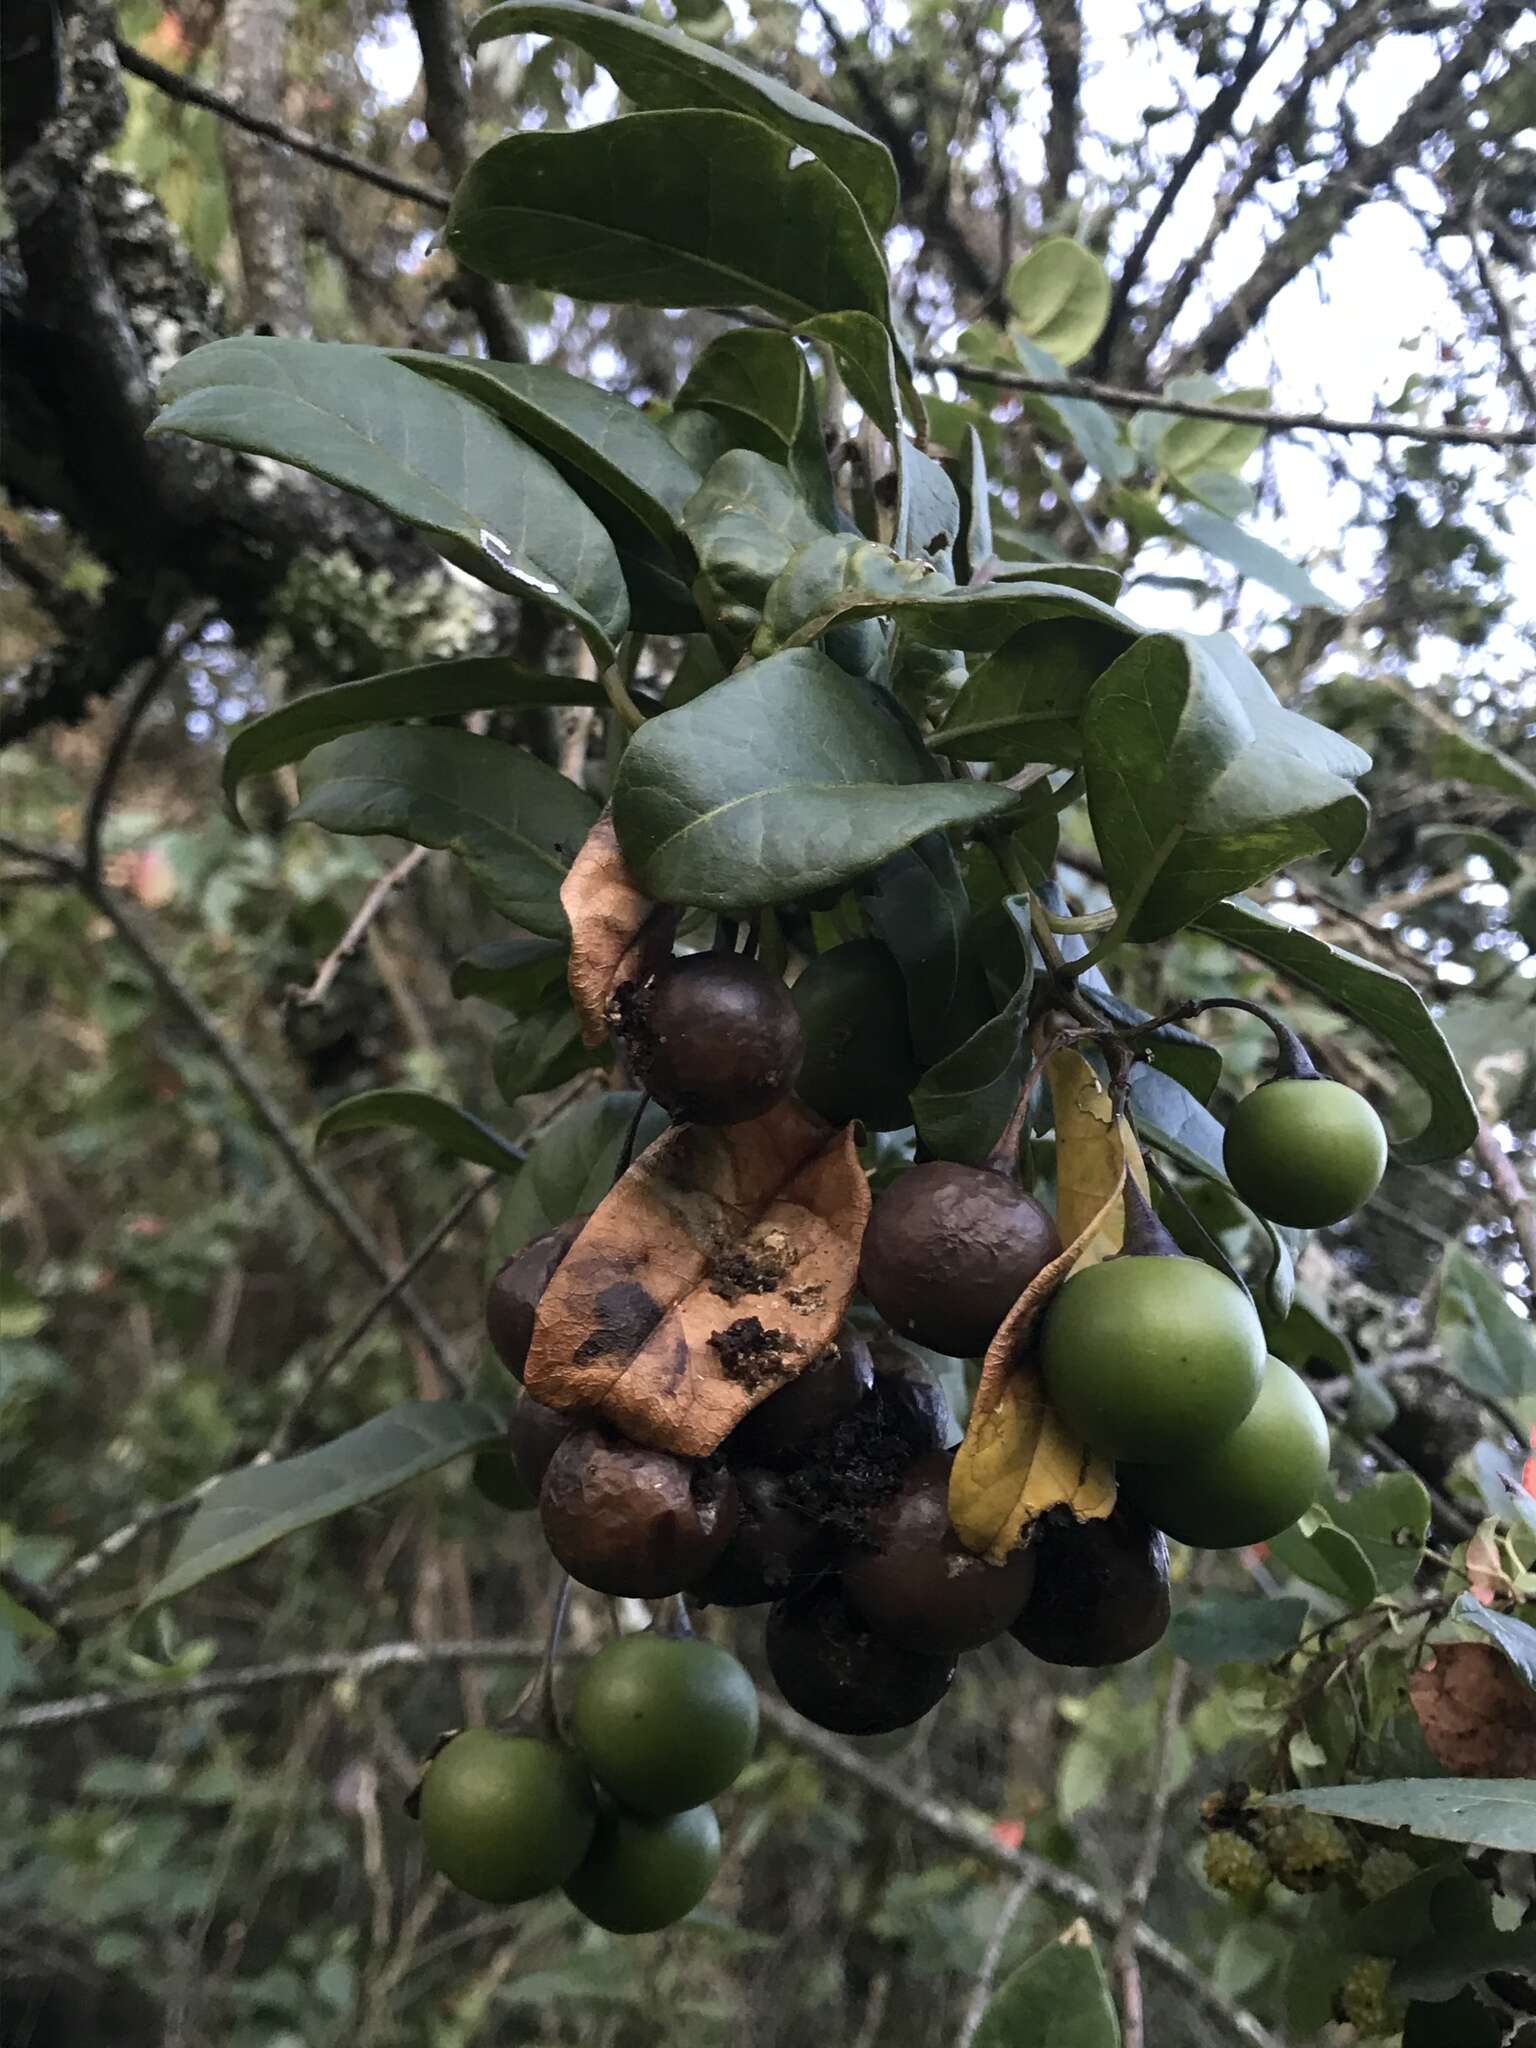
top-left (417, 819), bottom-right (1390, 1925)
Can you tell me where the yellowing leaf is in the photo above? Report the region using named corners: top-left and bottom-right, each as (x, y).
top-left (1045, 1045), bottom-right (1149, 1266)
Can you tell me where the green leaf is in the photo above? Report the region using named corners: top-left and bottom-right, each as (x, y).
top-left (1277, 1780), bottom-right (1536, 1853)
top-left (798, 311), bottom-right (903, 443)
top-left (931, 617), bottom-right (1134, 769)
top-left (1157, 389), bottom-right (1269, 480)
top-left (1013, 336), bottom-right (1133, 482)
top-left (1264, 1288), bottom-right (1355, 1381)
top-left (450, 937), bottom-right (568, 1013)
top-left (1385, 680), bottom-right (1536, 811)
top-left (779, 567), bottom-right (1137, 656)
top-left (609, 647), bottom-right (1016, 909)
top-left (490, 1091), bottom-right (668, 1259)
top-left (1192, 897), bottom-right (1480, 1165)
top-left (1083, 632), bottom-right (1370, 941)
top-left (294, 727), bottom-right (599, 940)
top-left (857, 834), bottom-right (978, 1063)
top-left (685, 450), bottom-right (832, 613)
top-left (677, 329), bottom-right (836, 527)
top-left (896, 441), bottom-right (962, 574)
top-left (1167, 505), bottom-right (1343, 611)
top-left (961, 424), bottom-right (994, 579)
top-left (973, 1934), bottom-right (1121, 2048)
top-left (394, 353), bottom-right (702, 545)
top-left (221, 657), bottom-right (602, 825)
top-left (911, 981), bottom-right (1031, 1170)
top-left (147, 1401), bottom-right (504, 1606)
top-left (447, 111), bottom-right (893, 334)
top-left (1416, 823), bottom-right (1523, 886)
top-left (1330, 1473), bottom-right (1431, 1594)
top-left (1006, 238), bottom-right (1111, 366)
top-left (758, 534), bottom-right (949, 651)
top-left (1266, 1521), bottom-right (1377, 1607)
top-left (1438, 1243), bottom-right (1536, 1402)
top-left (314, 1088), bottom-right (525, 1172)
top-left (493, 1000), bottom-right (601, 1102)
top-left (468, 0), bottom-right (899, 231)
top-left (1452, 1592), bottom-right (1536, 1691)
top-left (151, 339), bottom-right (628, 659)
top-left (1169, 1592), bottom-right (1310, 1666)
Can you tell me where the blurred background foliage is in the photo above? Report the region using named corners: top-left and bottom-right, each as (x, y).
top-left (2, 0), bottom-right (1534, 2042)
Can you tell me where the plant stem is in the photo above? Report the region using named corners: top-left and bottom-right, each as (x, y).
top-left (600, 656), bottom-right (646, 732)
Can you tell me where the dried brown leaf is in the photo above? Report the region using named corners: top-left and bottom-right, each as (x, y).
top-left (1409, 1643), bottom-right (1536, 1776)
top-left (524, 1097), bottom-right (868, 1456)
top-left (561, 811), bottom-right (677, 1045)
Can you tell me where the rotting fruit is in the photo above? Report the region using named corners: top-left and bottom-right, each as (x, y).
top-left (562, 1801), bottom-right (722, 1934)
top-left (695, 1465), bottom-right (829, 1606)
top-left (418, 1727), bottom-right (596, 1904)
top-left (1223, 1076), bottom-right (1388, 1229)
top-left (1118, 1355), bottom-right (1331, 1548)
top-left (728, 1328), bottom-right (874, 1466)
top-left (539, 1425), bottom-right (739, 1597)
top-left (1039, 1189), bottom-right (1265, 1463)
top-left (508, 1387), bottom-right (584, 1497)
top-left (792, 938), bottom-right (922, 1131)
top-left (859, 1160), bottom-right (1061, 1357)
top-left (844, 1450), bottom-right (1036, 1655)
top-left (765, 1578), bottom-right (956, 1735)
top-left (608, 952), bottom-right (803, 1125)
top-left (569, 1631), bottom-right (759, 1815)
top-left (1010, 1504), bottom-right (1171, 1667)
top-left (486, 1213), bottom-right (588, 1379)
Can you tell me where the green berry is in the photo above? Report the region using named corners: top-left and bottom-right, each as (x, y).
top-left (418, 1728), bottom-right (596, 1904)
top-left (569, 1632), bottom-right (759, 1817)
top-left (563, 1802), bottom-right (721, 1933)
top-left (1259, 1809), bottom-right (1353, 1892)
top-left (1335, 1955), bottom-right (1397, 2035)
top-left (1357, 1846), bottom-right (1418, 1902)
top-left (1203, 1830), bottom-right (1270, 1901)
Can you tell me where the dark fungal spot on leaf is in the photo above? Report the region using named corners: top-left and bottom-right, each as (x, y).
top-left (709, 1316), bottom-right (796, 1390)
top-left (573, 1278), bottom-right (665, 1364)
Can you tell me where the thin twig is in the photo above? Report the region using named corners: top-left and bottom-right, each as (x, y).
top-left (955, 1872), bottom-right (1040, 2048)
top-left (114, 40), bottom-right (452, 210)
top-left (915, 350), bottom-right (1536, 449)
top-left (82, 608), bottom-right (212, 883)
top-left (1468, 191), bottom-right (1536, 417)
top-left (1112, 1660), bottom-right (1191, 2048)
top-left (0, 1565), bottom-right (78, 1652)
top-left (292, 845), bottom-right (431, 1011)
top-left (1475, 1122), bottom-right (1536, 1313)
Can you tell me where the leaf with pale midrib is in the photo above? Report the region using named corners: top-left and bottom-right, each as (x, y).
top-left (221, 657), bottom-right (602, 824)
top-left (1277, 1779), bottom-right (1536, 1854)
top-left (610, 647), bottom-right (1016, 909)
top-left (295, 727), bottom-right (599, 939)
top-left (314, 1089), bottom-right (525, 1172)
top-left (151, 338), bottom-right (628, 659)
top-left (447, 111), bottom-right (893, 336)
top-left (147, 1402), bottom-right (505, 1606)
top-left (468, 0), bottom-right (899, 231)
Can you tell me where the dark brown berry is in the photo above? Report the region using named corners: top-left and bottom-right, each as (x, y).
top-left (766, 1579), bottom-right (955, 1735)
top-left (695, 1466), bottom-right (830, 1607)
top-left (609, 954), bottom-right (803, 1125)
top-left (539, 1425), bottom-right (739, 1598)
top-left (508, 1388), bottom-right (584, 1496)
top-left (486, 1214), bottom-right (588, 1379)
top-left (728, 1329), bottom-right (874, 1466)
top-left (868, 1338), bottom-right (951, 1454)
top-left (859, 1162), bottom-right (1060, 1357)
top-left (1010, 1503), bottom-right (1170, 1667)
top-left (844, 1450), bottom-right (1036, 1655)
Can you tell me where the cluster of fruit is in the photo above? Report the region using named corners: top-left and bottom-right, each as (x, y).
top-left (426, 948), bottom-right (1389, 1919)
top-left (419, 1629), bottom-right (757, 1931)
top-left (1202, 1792), bottom-right (1416, 2035)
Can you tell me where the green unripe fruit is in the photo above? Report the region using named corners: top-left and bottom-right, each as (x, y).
top-left (1258, 1808), bottom-right (1352, 1892)
top-left (1119, 1356), bottom-right (1330, 1548)
top-left (569, 1633), bottom-right (759, 1816)
top-left (1223, 1077), bottom-right (1387, 1228)
top-left (563, 1802), bottom-right (721, 1933)
top-left (1334, 1955), bottom-right (1395, 2034)
top-left (1040, 1255), bottom-right (1265, 1463)
top-left (418, 1728), bottom-right (596, 1904)
top-left (792, 940), bottom-right (922, 1131)
top-left (1357, 1847), bottom-right (1418, 1903)
top-left (1204, 1830), bottom-right (1270, 1901)
top-left (470, 1446), bottom-right (537, 1513)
